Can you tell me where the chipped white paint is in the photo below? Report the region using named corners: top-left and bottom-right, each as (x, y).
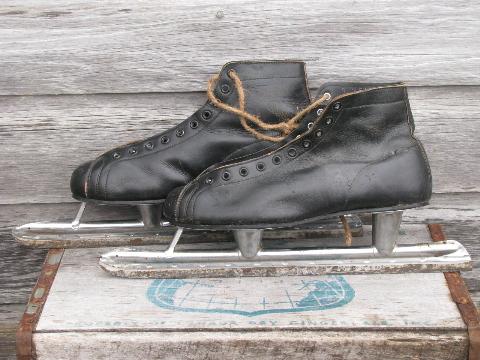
top-left (31, 225), bottom-right (469, 358)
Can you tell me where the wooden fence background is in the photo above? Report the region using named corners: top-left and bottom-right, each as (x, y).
top-left (0, 0), bottom-right (479, 358)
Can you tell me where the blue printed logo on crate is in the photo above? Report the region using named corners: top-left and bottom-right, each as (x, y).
top-left (147, 276), bottom-right (354, 317)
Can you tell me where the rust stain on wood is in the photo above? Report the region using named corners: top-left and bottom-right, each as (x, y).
top-left (16, 248), bottom-right (64, 360)
top-left (429, 224), bottom-right (480, 360)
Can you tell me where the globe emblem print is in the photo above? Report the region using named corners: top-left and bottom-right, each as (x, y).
top-left (147, 276), bottom-right (354, 317)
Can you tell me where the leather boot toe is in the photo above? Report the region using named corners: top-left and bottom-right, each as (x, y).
top-left (70, 161), bottom-right (93, 200)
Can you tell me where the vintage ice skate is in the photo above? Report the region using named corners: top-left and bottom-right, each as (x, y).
top-left (14, 62), bottom-right (374, 248)
top-left (100, 84), bottom-right (471, 278)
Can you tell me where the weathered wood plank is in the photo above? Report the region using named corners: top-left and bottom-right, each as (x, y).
top-left (0, 230), bottom-right (45, 305)
top-left (0, 304), bottom-right (24, 328)
top-left (0, 331), bottom-right (16, 360)
top-left (33, 331), bottom-right (469, 360)
top-left (1, 86), bottom-right (479, 204)
top-left (0, 0), bottom-right (479, 95)
top-left (0, 305), bottom-right (23, 360)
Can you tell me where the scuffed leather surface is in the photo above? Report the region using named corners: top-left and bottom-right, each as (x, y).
top-left (70, 61), bottom-right (310, 202)
top-left (165, 86), bottom-right (432, 226)
top-left (212, 82), bottom-right (398, 171)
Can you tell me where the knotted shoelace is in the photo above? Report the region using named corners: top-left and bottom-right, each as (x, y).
top-left (207, 69), bottom-right (330, 142)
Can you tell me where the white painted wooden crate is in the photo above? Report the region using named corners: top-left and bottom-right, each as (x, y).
top-left (17, 224), bottom-right (477, 359)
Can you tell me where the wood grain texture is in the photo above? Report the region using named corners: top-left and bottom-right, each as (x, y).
top-left (1, 86), bottom-right (479, 204)
top-left (33, 331), bottom-right (469, 360)
top-left (0, 305), bottom-right (25, 360)
top-left (0, 0), bottom-right (479, 95)
top-left (0, 331), bottom-right (16, 360)
top-left (0, 304), bottom-right (23, 359)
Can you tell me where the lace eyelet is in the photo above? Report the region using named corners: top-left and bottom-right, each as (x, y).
top-left (287, 148), bottom-right (297, 158)
top-left (176, 129), bottom-right (185, 137)
top-left (239, 167), bottom-right (248, 177)
top-left (222, 171), bottom-right (231, 181)
top-left (324, 92), bottom-right (331, 101)
top-left (128, 147), bottom-right (137, 155)
top-left (333, 102), bottom-right (342, 111)
top-left (256, 162), bottom-right (266, 171)
top-left (201, 110), bottom-right (213, 120)
top-left (316, 108), bottom-right (323, 116)
top-left (307, 122), bottom-right (314, 129)
top-left (144, 142), bottom-right (154, 150)
top-left (190, 120), bottom-right (199, 129)
top-left (303, 140), bottom-right (311, 148)
top-left (220, 83), bottom-right (231, 94)
top-left (316, 130), bottom-right (323, 137)
top-left (272, 155), bottom-right (282, 165)
top-left (113, 152), bottom-right (121, 159)
top-left (325, 116), bottom-right (333, 125)
top-left (205, 177), bottom-right (213, 185)
top-left (160, 136), bottom-right (170, 144)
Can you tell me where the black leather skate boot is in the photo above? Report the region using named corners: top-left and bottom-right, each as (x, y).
top-left (100, 85), bottom-right (470, 278)
top-left (70, 61), bottom-right (312, 211)
top-left (164, 84), bottom-right (432, 229)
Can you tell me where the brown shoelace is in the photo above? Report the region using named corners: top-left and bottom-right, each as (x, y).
top-left (207, 69), bottom-right (330, 142)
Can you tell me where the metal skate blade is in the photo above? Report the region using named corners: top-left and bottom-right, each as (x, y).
top-left (99, 240), bottom-right (471, 278)
top-left (13, 216), bottom-right (363, 248)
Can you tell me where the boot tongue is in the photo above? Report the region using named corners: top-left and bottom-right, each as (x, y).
top-left (213, 61), bottom-right (310, 124)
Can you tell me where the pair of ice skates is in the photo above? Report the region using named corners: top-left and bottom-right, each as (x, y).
top-left (14, 61), bottom-right (471, 278)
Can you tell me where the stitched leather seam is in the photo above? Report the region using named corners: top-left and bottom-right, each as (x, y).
top-left (348, 144), bottom-right (419, 185)
top-left (103, 162), bottom-right (112, 200)
top-left (412, 135), bottom-right (432, 199)
top-left (343, 98), bottom-right (405, 110)
top-left (302, 62), bottom-right (312, 102)
top-left (90, 157), bottom-right (105, 199)
top-left (403, 87), bottom-right (414, 134)
top-left (202, 127), bottom-right (254, 137)
top-left (84, 159), bottom-right (96, 198)
top-left (183, 182), bottom-right (200, 220)
top-left (224, 142), bottom-right (278, 163)
top-left (236, 75), bottom-right (307, 81)
top-left (95, 158), bottom-right (105, 199)
top-left (174, 180), bottom-right (194, 220)
top-left (401, 90), bottom-right (432, 192)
